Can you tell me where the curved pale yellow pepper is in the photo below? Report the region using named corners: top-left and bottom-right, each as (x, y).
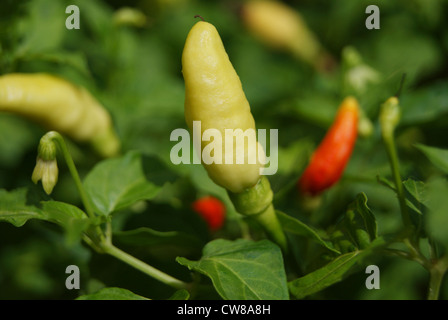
top-left (182, 21), bottom-right (265, 193)
top-left (242, 0), bottom-right (330, 70)
top-left (0, 73), bottom-right (120, 157)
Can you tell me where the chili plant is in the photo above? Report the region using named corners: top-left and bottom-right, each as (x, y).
top-left (1, 0), bottom-right (448, 301)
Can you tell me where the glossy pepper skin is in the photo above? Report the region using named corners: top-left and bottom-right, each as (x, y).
top-left (0, 73), bottom-right (120, 157)
top-left (192, 196), bottom-right (226, 231)
top-left (298, 97), bottom-right (359, 196)
top-left (182, 21), bottom-right (265, 193)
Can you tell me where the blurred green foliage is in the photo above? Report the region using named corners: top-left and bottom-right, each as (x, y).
top-left (0, 0), bottom-right (447, 299)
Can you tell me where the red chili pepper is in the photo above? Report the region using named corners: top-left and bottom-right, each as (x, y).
top-left (298, 97), bottom-right (359, 196)
top-left (192, 196), bottom-right (226, 231)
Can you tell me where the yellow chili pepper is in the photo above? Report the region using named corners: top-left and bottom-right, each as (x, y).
top-left (182, 20), bottom-right (265, 193)
top-left (0, 73), bottom-right (120, 157)
top-left (182, 20), bottom-right (287, 251)
top-left (241, 0), bottom-right (333, 71)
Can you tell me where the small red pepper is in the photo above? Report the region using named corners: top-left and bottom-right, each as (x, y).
top-left (192, 196), bottom-right (226, 231)
top-left (298, 97), bottom-right (359, 196)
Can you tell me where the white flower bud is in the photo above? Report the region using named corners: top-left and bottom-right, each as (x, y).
top-left (32, 132), bottom-right (59, 194)
top-left (32, 157), bottom-right (59, 195)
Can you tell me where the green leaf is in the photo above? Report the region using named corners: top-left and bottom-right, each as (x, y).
top-left (0, 188), bottom-right (47, 227)
top-left (347, 193), bottom-right (377, 243)
top-left (403, 179), bottom-right (428, 206)
top-left (288, 251), bottom-right (359, 299)
top-left (378, 176), bottom-right (424, 216)
top-left (405, 200), bottom-right (423, 216)
top-left (177, 239), bottom-right (289, 300)
top-left (377, 175), bottom-right (396, 192)
top-left (0, 190), bottom-right (89, 244)
top-left (168, 289), bottom-right (190, 300)
top-left (83, 151), bottom-right (161, 216)
top-left (403, 178), bottom-right (428, 218)
top-left (415, 144), bottom-right (448, 174)
top-left (41, 201), bottom-right (90, 245)
top-left (425, 177), bottom-right (448, 246)
top-left (330, 193), bottom-right (377, 252)
top-left (276, 211), bottom-right (339, 254)
top-left (76, 287), bottom-right (149, 300)
top-left (288, 237), bottom-right (385, 299)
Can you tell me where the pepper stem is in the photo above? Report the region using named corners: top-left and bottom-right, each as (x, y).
top-left (100, 241), bottom-right (190, 290)
top-left (44, 131), bottom-right (96, 220)
top-left (228, 177), bottom-right (288, 252)
top-left (426, 254), bottom-right (448, 300)
top-left (253, 203), bottom-right (288, 252)
top-left (379, 98), bottom-right (412, 229)
top-left (194, 15), bottom-right (205, 21)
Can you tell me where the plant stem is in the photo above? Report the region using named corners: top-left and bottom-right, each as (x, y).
top-left (101, 242), bottom-right (190, 290)
top-left (254, 204), bottom-right (288, 253)
top-left (237, 218), bottom-right (252, 240)
top-left (227, 177), bottom-right (288, 252)
top-left (47, 131), bottom-right (96, 220)
top-left (428, 270), bottom-right (443, 300)
top-left (428, 265), bottom-right (446, 300)
top-left (380, 97), bottom-right (413, 230)
top-left (427, 255), bottom-right (448, 300)
top-left (383, 134), bottom-right (411, 228)
top-left (403, 238), bottom-right (428, 268)
top-left (45, 131), bottom-right (106, 245)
